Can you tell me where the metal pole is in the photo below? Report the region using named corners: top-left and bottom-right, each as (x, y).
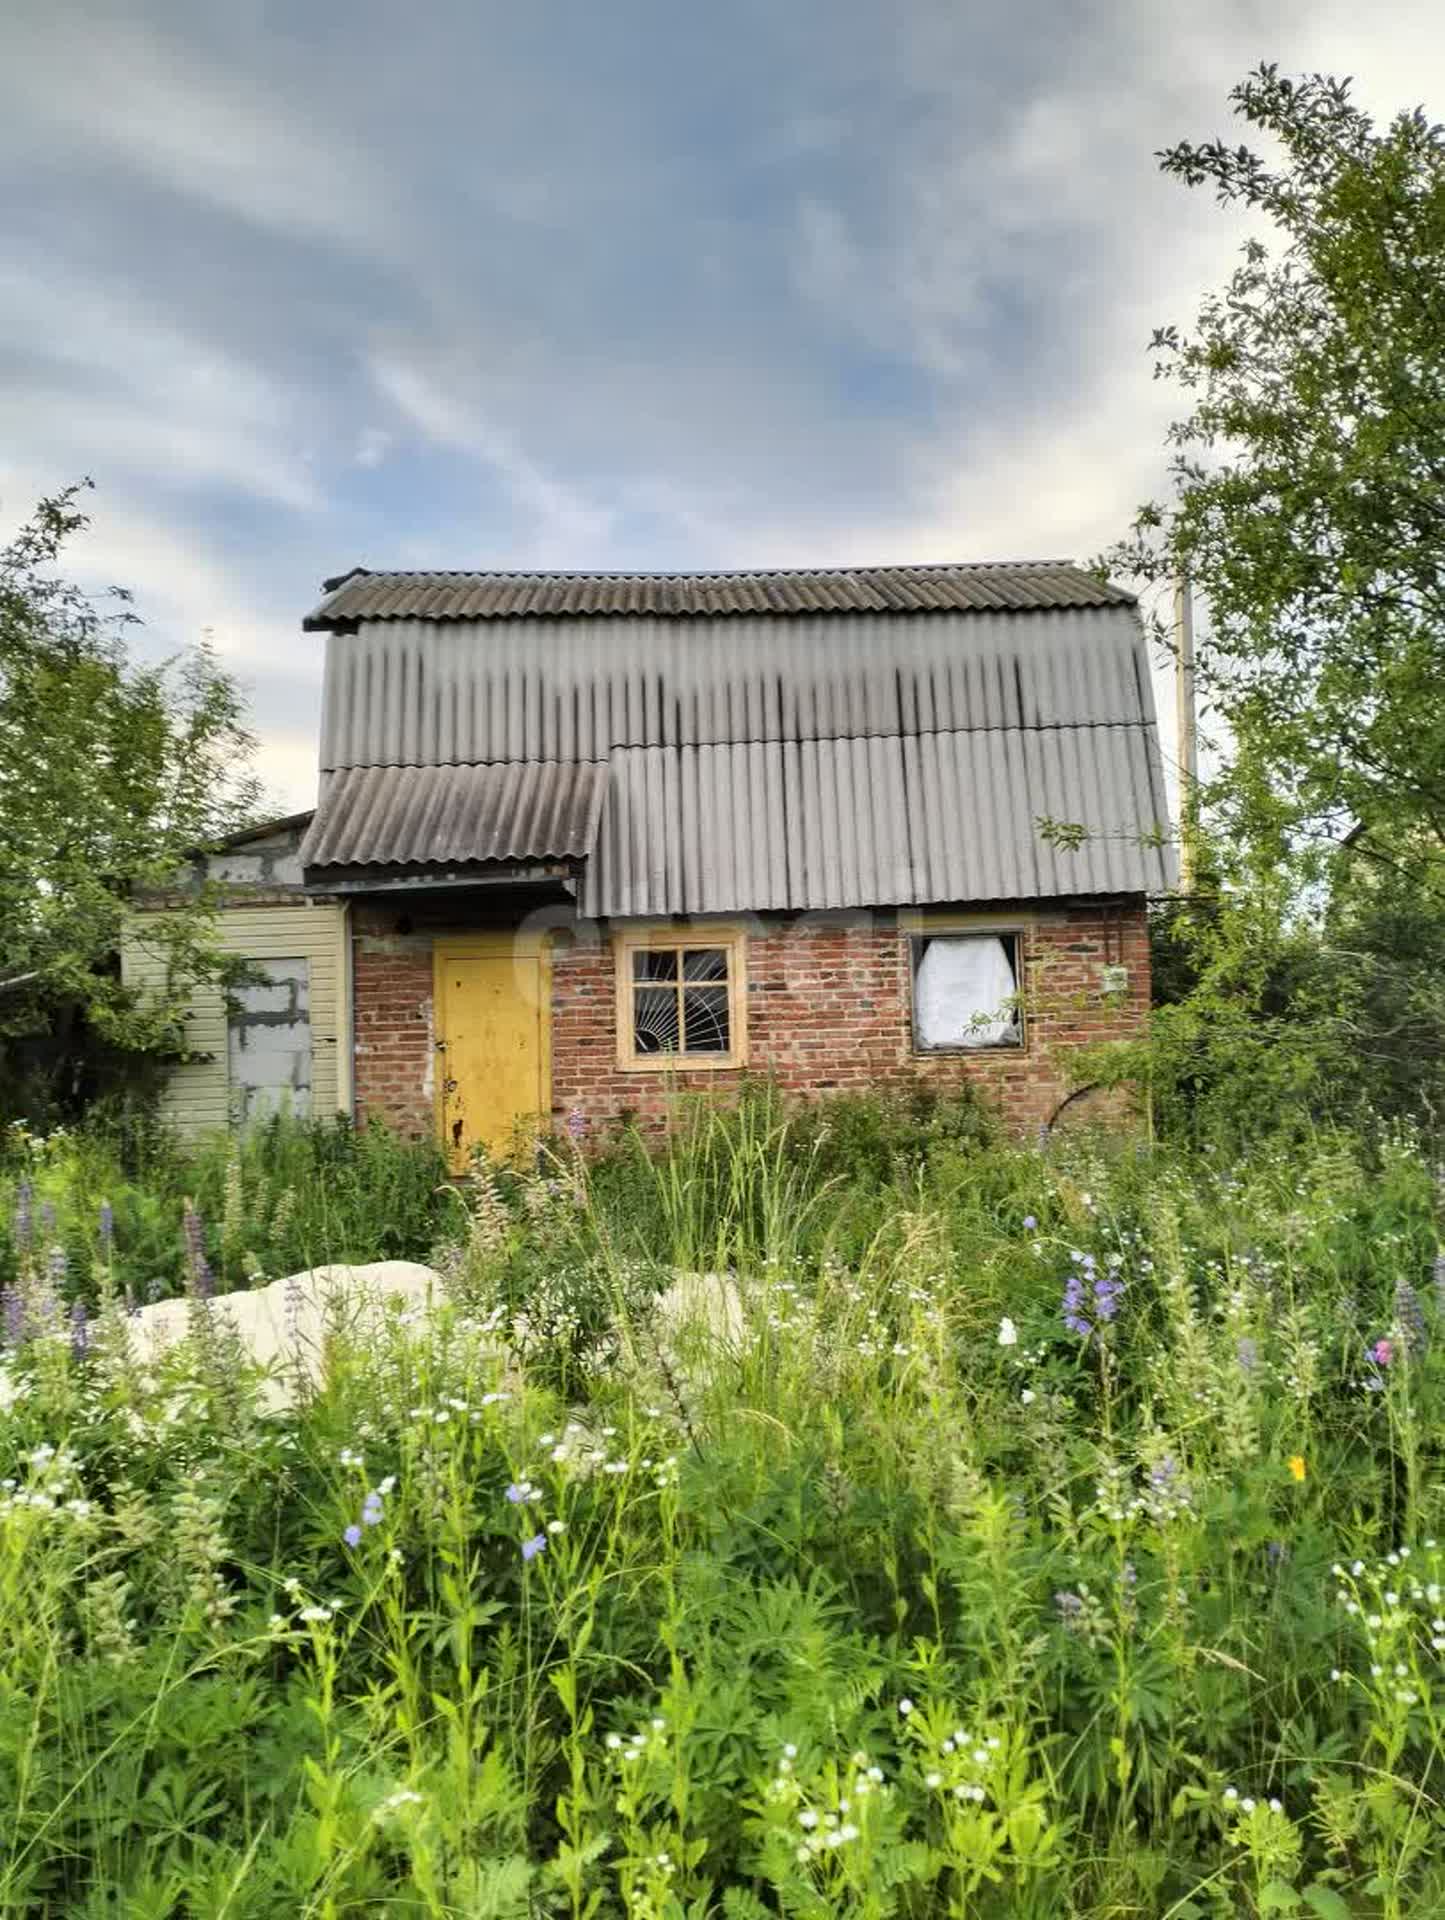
top-left (1173, 576), bottom-right (1197, 892)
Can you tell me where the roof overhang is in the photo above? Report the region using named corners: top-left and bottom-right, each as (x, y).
top-left (308, 863), bottom-right (578, 898)
top-left (299, 759), bottom-right (607, 879)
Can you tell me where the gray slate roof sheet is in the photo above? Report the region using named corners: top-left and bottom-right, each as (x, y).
top-left (305, 561), bottom-right (1131, 628)
top-left (300, 761), bottom-right (606, 871)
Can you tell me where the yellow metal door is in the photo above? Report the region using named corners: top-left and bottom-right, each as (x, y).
top-left (435, 939), bottom-right (550, 1169)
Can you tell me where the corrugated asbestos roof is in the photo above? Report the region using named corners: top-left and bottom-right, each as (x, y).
top-left (583, 731), bottom-right (1172, 916)
top-left (305, 561), bottom-right (1131, 628)
top-left (302, 567), bottom-right (1175, 906)
top-left (299, 761), bottom-right (606, 870)
top-left (318, 609), bottom-right (1152, 766)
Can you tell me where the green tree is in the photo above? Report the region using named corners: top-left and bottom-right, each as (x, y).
top-left (1096, 68), bottom-right (1445, 1135)
top-left (0, 484), bottom-right (260, 1114)
top-left (1112, 64), bottom-right (1445, 890)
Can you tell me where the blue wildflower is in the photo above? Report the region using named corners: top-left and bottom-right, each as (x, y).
top-left (1063, 1256), bottom-right (1123, 1339)
top-left (1093, 1268), bottom-right (1123, 1323)
top-left (521, 1533), bottom-right (547, 1562)
top-left (343, 1524), bottom-right (362, 1548)
top-left (1062, 1269), bottom-right (1092, 1337)
top-left (69, 1300), bottom-right (89, 1361)
top-left (505, 1481), bottom-right (532, 1504)
top-left (1022, 1215), bottom-right (1037, 1231)
top-left (565, 1108), bottom-right (589, 1142)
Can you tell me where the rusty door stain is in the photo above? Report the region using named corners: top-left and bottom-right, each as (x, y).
top-left (435, 942), bottom-right (548, 1170)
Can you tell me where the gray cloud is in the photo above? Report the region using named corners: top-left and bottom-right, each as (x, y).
top-left (2, 0), bottom-right (1440, 808)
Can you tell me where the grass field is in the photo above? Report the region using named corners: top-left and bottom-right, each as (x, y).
top-left (1, 1097), bottom-right (1442, 1916)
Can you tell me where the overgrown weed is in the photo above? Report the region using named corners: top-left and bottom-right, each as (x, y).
top-left (0, 1095), bottom-right (1441, 1913)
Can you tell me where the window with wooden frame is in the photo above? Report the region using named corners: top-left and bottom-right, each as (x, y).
top-left (614, 928), bottom-right (747, 1070)
top-left (910, 931), bottom-right (1024, 1052)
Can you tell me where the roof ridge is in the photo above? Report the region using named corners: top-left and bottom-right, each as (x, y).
top-left (325, 558), bottom-right (1086, 585)
top-left (305, 561), bottom-right (1134, 629)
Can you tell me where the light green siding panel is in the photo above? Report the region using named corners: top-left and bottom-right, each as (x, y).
top-left (121, 903), bottom-right (348, 1139)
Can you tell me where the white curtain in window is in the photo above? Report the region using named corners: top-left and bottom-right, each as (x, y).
top-left (915, 936), bottom-right (1017, 1049)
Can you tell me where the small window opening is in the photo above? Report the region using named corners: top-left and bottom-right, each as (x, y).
top-left (911, 933), bottom-right (1022, 1051)
top-left (628, 942), bottom-right (734, 1059)
top-left (227, 956), bottom-right (313, 1121)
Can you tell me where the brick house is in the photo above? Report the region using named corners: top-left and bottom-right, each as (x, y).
top-left (298, 564), bottom-right (1173, 1161)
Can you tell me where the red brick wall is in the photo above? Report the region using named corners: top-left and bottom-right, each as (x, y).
top-left (351, 912), bottom-right (437, 1136)
top-left (350, 901), bottom-right (1151, 1139)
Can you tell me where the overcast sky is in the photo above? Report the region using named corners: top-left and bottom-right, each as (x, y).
top-left (3, 2), bottom-right (1441, 811)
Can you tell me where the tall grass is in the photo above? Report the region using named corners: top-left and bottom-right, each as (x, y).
top-left (0, 1111), bottom-right (449, 1303)
top-left (0, 1098), bottom-right (1442, 1915)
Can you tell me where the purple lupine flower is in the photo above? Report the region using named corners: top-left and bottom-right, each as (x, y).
top-left (521, 1532), bottom-right (547, 1561)
top-left (2, 1286), bottom-right (25, 1349)
top-left (1236, 1335), bottom-right (1258, 1374)
top-left (1092, 1267), bottom-right (1124, 1324)
top-left (1393, 1279), bottom-right (1427, 1358)
top-left (1265, 1540), bottom-right (1289, 1568)
top-left (13, 1181), bottom-right (33, 1252)
top-left (1062, 1270), bottom-right (1093, 1338)
top-left (69, 1300), bottom-right (89, 1361)
top-left (48, 1244), bottom-right (67, 1288)
top-left (98, 1200), bottom-right (114, 1254)
top-left (343, 1524), bottom-right (362, 1548)
top-left (1054, 1590), bottom-right (1084, 1625)
top-left (565, 1107), bottom-right (589, 1142)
